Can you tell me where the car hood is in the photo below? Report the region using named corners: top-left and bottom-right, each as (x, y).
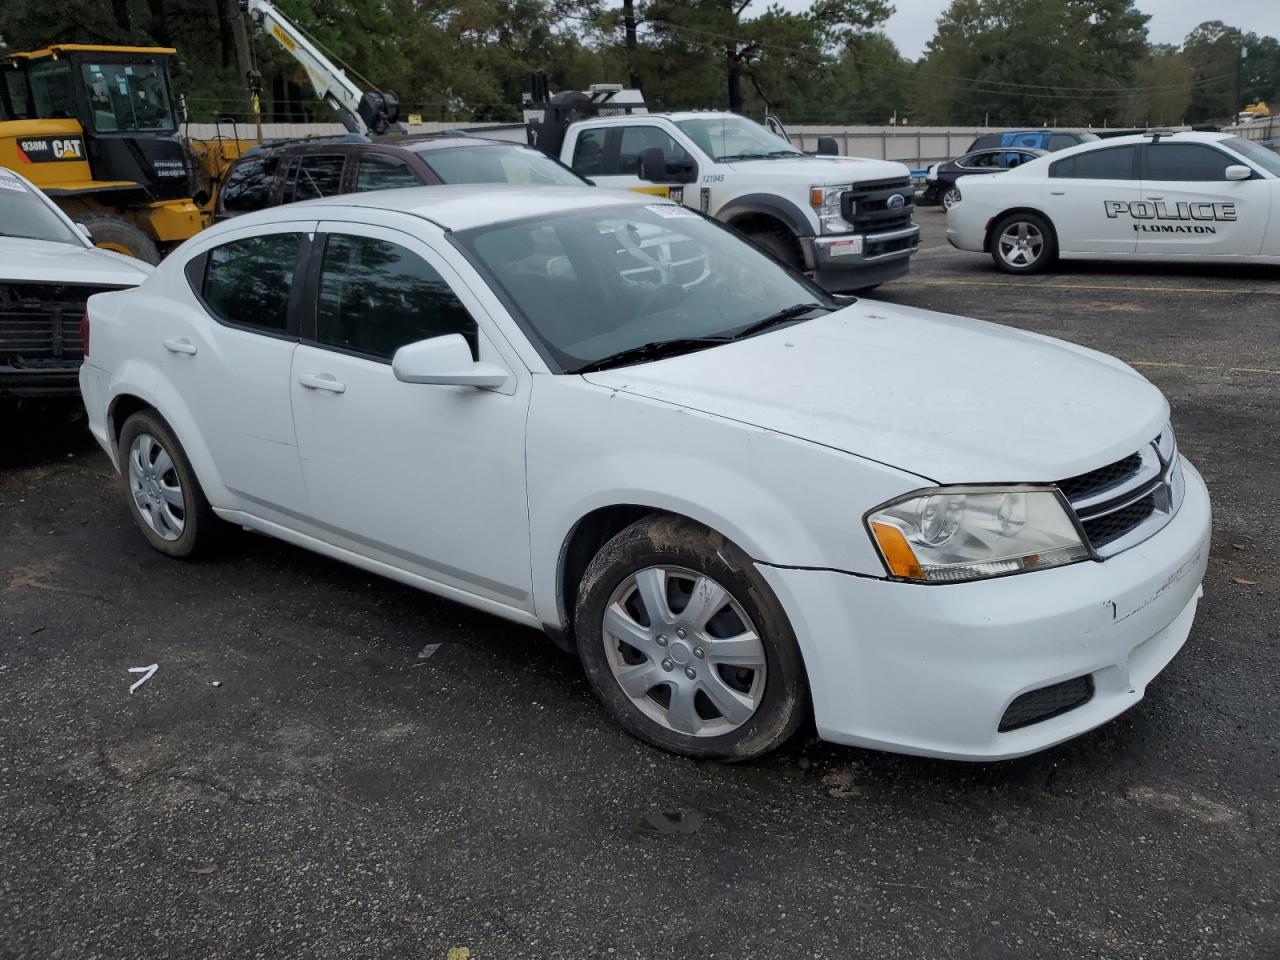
top-left (0, 238), bottom-right (152, 287)
top-left (725, 156), bottom-right (910, 185)
top-left (583, 302), bottom-right (1168, 484)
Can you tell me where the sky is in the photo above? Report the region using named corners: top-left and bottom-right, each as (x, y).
top-left (769, 0), bottom-right (1276, 60)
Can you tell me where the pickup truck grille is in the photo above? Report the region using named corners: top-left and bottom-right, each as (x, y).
top-left (0, 282), bottom-right (119, 365)
top-left (842, 177), bottom-right (914, 233)
top-left (1056, 430), bottom-right (1183, 557)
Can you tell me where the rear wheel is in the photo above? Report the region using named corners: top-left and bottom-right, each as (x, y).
top-left (575, 515), bottom-right (808, 761)
top-left (990, 211), bottom-right (1056, 275)
top-left (941, 186), bottom-right (962, 210)
top-left (76, 214), bottom-right (160, 265)
top-left (119, 410), bottom-right (215, 557)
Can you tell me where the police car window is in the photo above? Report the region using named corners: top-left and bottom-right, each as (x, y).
top-left (572, 129), bottom-right (608, 177)
top-left (221, 156), bottom-right (280, 213)
top-left (618, 127), bottom-right (691, 176)
top-left (1145, 143), bottom-right (1234, 181)
top-left (1224, 137), bottom-right (1280, 177)
top-left (1051, 146), bottom-right (1136, 180)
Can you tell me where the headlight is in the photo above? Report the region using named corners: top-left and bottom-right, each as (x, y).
top-left (810, 183), bottom-right (854, 234)
top-left (867, 486), bottom-right (1089, 583)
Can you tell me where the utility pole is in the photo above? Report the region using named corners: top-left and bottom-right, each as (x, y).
top-left (1234, 42), bottom-right (1247, 124)
top-left (622, 0), bottom-right (640, 90)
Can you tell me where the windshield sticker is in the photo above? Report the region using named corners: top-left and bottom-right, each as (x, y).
top-left (646, 204), bottom-right (698, 219)
top-left (0, 178), bottom-right (26, 193)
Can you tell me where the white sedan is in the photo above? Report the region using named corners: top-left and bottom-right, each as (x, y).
top-left (80, 185), bottom-right (1210, 761)
top-left (947, 131), bottom-right (1280, 273)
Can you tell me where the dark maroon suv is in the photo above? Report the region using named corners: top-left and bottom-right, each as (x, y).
top-left (214, 134), bottom-right (589, 220)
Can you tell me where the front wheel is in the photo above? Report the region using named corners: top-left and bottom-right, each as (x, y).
top-left (990, 211), bottom-right (1057, 275)
top-left (574, 516), bottom-right (809, 761)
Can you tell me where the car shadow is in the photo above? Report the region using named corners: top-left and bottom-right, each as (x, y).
top-left (0, 400), bottom-right (96, 470)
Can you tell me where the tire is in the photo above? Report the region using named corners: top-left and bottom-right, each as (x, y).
top-left (745, 226), bottom-right (803, 270)
top-left (990, 211), bottom-right (1056, 275)
top-left (76, 214), bottom-right (161, 265)
top-left (941, 186), bottom-right (962, 210)
top-left (574, 515), bottom-right (809, 761)
top-left (118, 409), bottom-right (215, 557)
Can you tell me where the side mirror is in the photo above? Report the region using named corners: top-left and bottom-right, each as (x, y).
top-left (1225, 164), bottom-right (1252, 181)
top-left (816, 136), bottom-right (839, 156)
top-left (391, 334), bottom-right (511, 390)
top-left (639, 146), bottom-right (668, 182)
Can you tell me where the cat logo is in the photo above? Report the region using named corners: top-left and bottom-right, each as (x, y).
top-left (16, 136), bottom-right (86, 163)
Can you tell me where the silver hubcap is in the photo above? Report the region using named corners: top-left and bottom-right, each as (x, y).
top-left (602, 565), bottom-right (767, 738)
top-left (998, 221), bottom-right (1044, 266)
top-left (127, 433), bottom-right (185, 541)
top-left (942, 187), bottom-right (961, 209)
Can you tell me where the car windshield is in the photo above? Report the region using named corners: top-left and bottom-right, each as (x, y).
top-left (674, 116), bottom-right (802, 162)
top-left (456, 203), bottom-right (831, 373)
top-left (423, 145), bottom-right (586, 186)
top-left (81, 62), bottom-right (176, 132)
top-left (1224, 137), bottom-right (1280, 177)
top-left (0, 171), bottom-right (82, 245)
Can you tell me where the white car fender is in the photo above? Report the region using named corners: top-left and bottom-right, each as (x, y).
top-left (525, 376), bottom-right (925, 631)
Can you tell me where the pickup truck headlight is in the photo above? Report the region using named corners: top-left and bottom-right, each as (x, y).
top-left (810, 184), bottom-right (854, 234)
top-left (867, 487), bottom-right (1089, 583)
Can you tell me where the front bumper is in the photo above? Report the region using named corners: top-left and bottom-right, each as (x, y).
top-left (758, 458), bottom-right (1212, 760)
top-left (803, 224), bottom-right (921, 292)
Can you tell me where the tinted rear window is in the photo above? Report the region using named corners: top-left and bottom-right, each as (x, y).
top-left (221, 156), bottom-right (279, 213)
top-left (1051, 146), bottom-right (1137, 180)
top-left (202, 233), bottom-right (302, 334)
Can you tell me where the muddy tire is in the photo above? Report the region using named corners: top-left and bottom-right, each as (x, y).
top-left (575, 514), bottom-right (809, 761)
top-left (76, 214), bottom-right (161, 265)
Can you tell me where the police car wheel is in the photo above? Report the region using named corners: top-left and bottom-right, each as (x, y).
top-left (991, 212), bottom-right (1056, 275)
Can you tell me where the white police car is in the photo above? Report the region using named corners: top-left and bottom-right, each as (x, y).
top-left (946, 131), bottom-right (1280, 273)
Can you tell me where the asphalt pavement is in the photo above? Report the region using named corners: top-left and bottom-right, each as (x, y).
top-left (2, 208), bottom-right (1277, 959)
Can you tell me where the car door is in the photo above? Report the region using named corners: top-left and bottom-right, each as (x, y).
top-left (1041, 144), bottom-right (1140, 256)
top-left (288, 220), bottom-right (534, 610)
top-left (176, 222), bottom-right (312, 516)
top-left (1137, 141), bottom-right (1271, 258)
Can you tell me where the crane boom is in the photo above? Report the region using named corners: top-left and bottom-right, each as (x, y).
top-left (236, 0), bottom-right (399, 135)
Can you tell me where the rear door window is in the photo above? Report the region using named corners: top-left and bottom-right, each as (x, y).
top-left (1051, 146), bottom-right (1137, 180)
top-left (355, 156), bottom-right (423, 192)
top-left (1144, 143), bottom-right (1236, 181)
top-left (286, 155), bottom-right (345, 202)
top-left (201, 233), bottom-right (303, 335)
top-left (220, 156), bottom-right (280, 214)
top-left (315, 234), bottom-right (478, 359)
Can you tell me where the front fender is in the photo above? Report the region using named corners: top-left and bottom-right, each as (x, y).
top-left (717, 193), bottom-right (815, 238)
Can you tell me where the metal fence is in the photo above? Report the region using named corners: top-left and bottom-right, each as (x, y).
top-left (1221, 118), bottom-right (1279, 147)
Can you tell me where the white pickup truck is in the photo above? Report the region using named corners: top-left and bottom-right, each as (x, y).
top-left (520, 88), bottom-right (920, 292)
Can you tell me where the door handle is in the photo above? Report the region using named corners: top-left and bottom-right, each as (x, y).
top-left (163, 338), bottom-right (197, 355)
top-left (297, 372), bottom-right (346, 394)
top-left (1146, 196), bottom-right (1164, 201)
top-left (1049, 190), bottom-right (1066, 196)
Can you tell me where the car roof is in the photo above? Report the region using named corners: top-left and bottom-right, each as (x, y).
top-left (242, 133), bottom-right (524, 159)
top-left (395, 135), bottom-right (530, 154)
top-left (216, 184), bottom-right (659, 233)
top-left (1044, 130), bottom-right (1235, 159)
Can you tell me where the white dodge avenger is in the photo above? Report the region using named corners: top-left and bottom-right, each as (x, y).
top-left (79, 185), bottom-right (1211, 761)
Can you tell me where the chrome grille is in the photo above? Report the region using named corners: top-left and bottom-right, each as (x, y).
top-left (842, 178), bottom-right (914, 233)
top-left (1057, 428), bottom-right (1184, 558)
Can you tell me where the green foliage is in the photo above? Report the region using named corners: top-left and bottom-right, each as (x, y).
top-left (1, 0), bottom-right (1276, 129)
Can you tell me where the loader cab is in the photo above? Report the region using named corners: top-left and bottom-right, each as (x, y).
top-left (0, 45), bottom-right (190, 201)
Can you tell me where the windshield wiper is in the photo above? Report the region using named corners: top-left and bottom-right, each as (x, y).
top-left (717, 152), bottom-right (771, 161)
top-left (573, 336), bottom-right (733, 374)
top-left (727, 302), bottom-right (833, 340)
top-left (766, 150), bottom-right (805, 158)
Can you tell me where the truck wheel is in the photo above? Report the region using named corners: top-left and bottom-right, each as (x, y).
top-left (990, 212), bottom-right (1056, 275)
top-left (118, 410), bottom-right (215, 557)
top-left (574, 515), bottom-right (809, 761)
top-left (76, 214), bottom-right (161, 265)
top-left (746, 226), bottom-right (802, 270)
